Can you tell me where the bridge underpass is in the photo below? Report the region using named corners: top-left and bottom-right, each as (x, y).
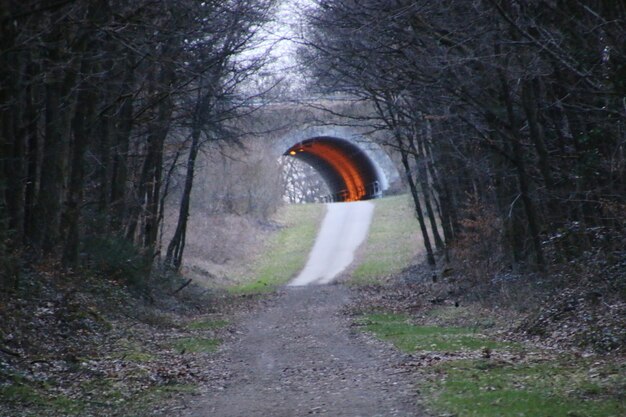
top-left (283, 136), bottom-right (383, 202)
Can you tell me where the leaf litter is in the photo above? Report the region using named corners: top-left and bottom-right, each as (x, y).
top-left (0, 265), bottom-right (270, 417)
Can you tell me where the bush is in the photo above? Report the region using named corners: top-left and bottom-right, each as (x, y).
top-left (450, 197), bottom-right (503, 284)
top-left (0, 198), bottom-right (19, 292)
top-left (82, 236), bottom-right (151, 288)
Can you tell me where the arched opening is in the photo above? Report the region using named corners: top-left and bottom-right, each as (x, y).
top-left (283, 136), bottom-right (382, 202)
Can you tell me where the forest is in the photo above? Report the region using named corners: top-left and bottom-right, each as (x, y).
top-left (0, 1), bottom-right (624, 415)
top-left (1, 0), bottom-right (624, 287)
top-left (0, 0), bottom-right (278, 285)
top-left (299, 0), bottom-right (625, 276)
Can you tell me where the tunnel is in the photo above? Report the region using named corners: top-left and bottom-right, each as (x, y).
top-left (283, 136), bottom-right (382, 202)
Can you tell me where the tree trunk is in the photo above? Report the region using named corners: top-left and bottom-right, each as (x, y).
top-left (23, 59), bottom-right (40, 244)
top-left (400, 147), bottom-right (436, 266)
top-left (4, 54), bottom-right (28, 245)
top-left (166, 130), bottom-right (201, 270)
top-left (409, 128), bottom-right (444, 252)
top-left (419, 121), bottom-right (454, 259)
top-left (498, 68), bottom-right (546, 270)
top-left (157, 146), bottom-right (183, 259)
top-left (125, 68), bottom-right (173, 250)
top-left (34, 56), bottom-right (76, 253)
top-left (142, 98), bottom-right (171, 252)
top-left (109, 61), bottom-right (135, 232)
top-left (63, 54), bottom-right (97, 265)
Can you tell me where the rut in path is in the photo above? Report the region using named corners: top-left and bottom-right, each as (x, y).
top-left (184, 286), bottom-right (420, 417)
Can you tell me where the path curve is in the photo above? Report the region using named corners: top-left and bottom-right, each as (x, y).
top-left (290, 201), bottom-right (374, 286)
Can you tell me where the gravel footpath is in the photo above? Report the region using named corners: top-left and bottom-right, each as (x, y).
top-left (184, 285), bottom-right (421, 417)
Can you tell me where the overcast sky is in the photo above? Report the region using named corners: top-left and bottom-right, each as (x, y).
top-left (258, 0), bottom-right (313, 90)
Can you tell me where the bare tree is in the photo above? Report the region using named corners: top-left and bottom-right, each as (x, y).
top-left (0, 0), bottom-right (278, 284)
top-left (298, 0), bottom-right (626, 273)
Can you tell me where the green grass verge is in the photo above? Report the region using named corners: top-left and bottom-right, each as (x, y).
top-left (230, 194), bottom-right (421, 290)
top-left (231, 203), bottom-right (325, 293)
top-left (359, 311), bottom-right (625, 417)
top-left (359, 313), bottom-right (508, 352)
top-left (429, 359), bottom-right (625, 417)
top-left (351, 195), bottom-right (423, 284)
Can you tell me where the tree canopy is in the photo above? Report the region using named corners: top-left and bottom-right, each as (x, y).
top-left (299, 0), bottom-right (626, 272)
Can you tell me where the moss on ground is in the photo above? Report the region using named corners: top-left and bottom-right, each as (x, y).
top-left (187, 318), bottom-right (229, 330)
top-left (359, 312), bottom-right (510, 352)
top-left (115, 338), bottom-right (156, 362)
top-left (0, 382), bottom-right (86, 416)
top-left (173, 337), bottom-right (221, 353)
top-left (121, 384), bottom-right (197, 415)
top-left (428, 359), bottom-right (625, 417)
top-left (359, 311), bottom-right (624, 417)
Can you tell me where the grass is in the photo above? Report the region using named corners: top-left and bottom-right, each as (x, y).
top-left (0, 382), bottom-right (86, 416)
top-left (359, 311), bottom-right (625, 417)
top-left (173, 337), bottom-right (221, 353)
top-left (0, 383), bottom-right (46, 407)
top-left (84, 383), bottom-right (198, 416)
top-left (116, 338), bottom-right (156, 362)
top-left (351, 195), bottom-right (423, 284)
top-left (0, 369), bottom-right (199, 416)
top-left (429, 359), bottom-right (625, 417)
top-left (122, 350), bottom-right (155, 362)
top-left (359, 312), bottom-right (509, 352)
top-left (228, 194), bottom-right (421, 291)
top-left (187, 318), bottom-right (229, 330)
top-left (231, 202), bottom-right (325, 293)
top-left (123, 384), bottom-right (197, 414)
top-left (80, 378), bottom-right (126, 403)
top-left (1, 368), bottom-right (198, 416)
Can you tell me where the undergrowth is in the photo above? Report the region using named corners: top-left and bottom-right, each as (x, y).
top-left (0, 265), bottom-right (246, 417)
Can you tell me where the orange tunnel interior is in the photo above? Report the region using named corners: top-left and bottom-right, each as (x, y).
top-left (284, 137), bottom-right (381, 202)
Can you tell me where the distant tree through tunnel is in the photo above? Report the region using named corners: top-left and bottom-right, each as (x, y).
top-left (283, 137), bottom-right (382, 202)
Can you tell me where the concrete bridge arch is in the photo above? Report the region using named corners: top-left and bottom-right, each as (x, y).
top-left (276, 125), bottom-right (399, 202)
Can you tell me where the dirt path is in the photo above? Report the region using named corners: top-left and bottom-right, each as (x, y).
top-left (184, 285), bottom-right (420, 417)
